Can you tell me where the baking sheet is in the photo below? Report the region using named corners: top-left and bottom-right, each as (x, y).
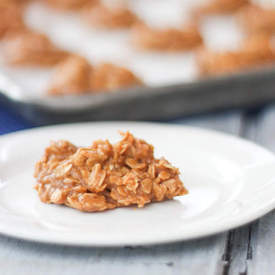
top-left (0, 0), bottom-right (244, 98)
top-left (0, 0), bottom-right (275, 123)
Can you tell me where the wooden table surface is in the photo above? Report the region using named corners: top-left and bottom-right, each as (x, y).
top-left (2, 105), bottom-right (275, 275)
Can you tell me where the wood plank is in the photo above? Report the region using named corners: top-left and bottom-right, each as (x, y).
top-left (222, 114), bottom-right (256, 275)
top-left (173, 111), bottom-right (243, 135)
top-left (0, 111), bottom-right (243, 275)
top-left (0, 235), bottom-right (227, 275)
top-left (242, 106), bottom-right (275, 275)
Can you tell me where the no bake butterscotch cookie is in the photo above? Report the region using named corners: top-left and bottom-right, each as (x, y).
top-left (34, 132), bottom-right (188, 212)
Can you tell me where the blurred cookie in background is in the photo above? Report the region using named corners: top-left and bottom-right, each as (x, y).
top-left (237, 4), bottom-right (275, 35)
top-left (193, 0), bottom-right (249, 18)
top-left (44, 0), bottom-right (98, 11)
top-left (48, 55), bottom-right (93, 95)
top-left (3, 30), bottom-right (69, 67)
top-left (197, 34), bottom-right (275, 75)
top-left (90, 63), bottom-right (143, 92)
top-left (131, 23), bottom-right (203, 52)
top-left (48, 55), bottom-right (143, 95)
top-left (0, 2), bottom-right (26, 39)
top-left (0, 0), bottom-right (31, 8)
top-left (83, 1), bottom-right (140, 29)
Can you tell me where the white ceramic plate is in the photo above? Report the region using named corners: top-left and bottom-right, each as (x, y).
top-left (0, 122), bottom-right (275, 247)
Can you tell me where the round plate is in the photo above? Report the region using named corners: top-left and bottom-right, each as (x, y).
top-left (0, 122), bottom-right (275, 247)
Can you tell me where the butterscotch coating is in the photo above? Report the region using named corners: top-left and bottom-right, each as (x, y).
top-left (48, 55), bottom-right (93, 95)
top-left (131, 23), bottom-right (203, 52)
top-left (193, 0), bottom-right (249, 17)
top-left (34, 132), bottom-right (188, 212)
top-left (3, 31), bottom-right (69, 66)
top-left (83, 3), bottom-right (140, 29)
top-left (197, 34), bottom-right (275, 76)
top-left (91, 63), bottom-right (143, 92)
top-left (237, 4), bottom-right (275, 35)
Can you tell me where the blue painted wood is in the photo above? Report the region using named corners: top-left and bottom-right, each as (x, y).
top-left (0, 104), bottom-right (32, 135)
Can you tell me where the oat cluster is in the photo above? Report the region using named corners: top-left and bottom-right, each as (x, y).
top-left (34, 132), bottom-right (187, 212)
